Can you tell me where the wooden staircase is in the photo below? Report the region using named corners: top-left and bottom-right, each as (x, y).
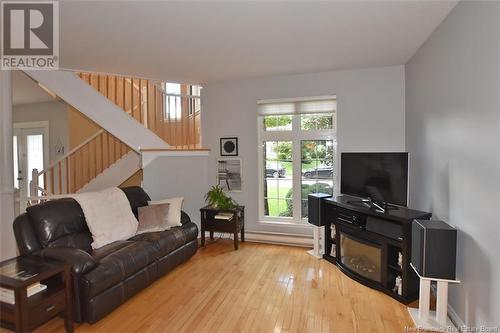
top-left (77, 72), bottom-right (201, 149)
top-left (31, 129), bottom-right (132, 196)
top-left (27, 70), bottom-right (203, 201)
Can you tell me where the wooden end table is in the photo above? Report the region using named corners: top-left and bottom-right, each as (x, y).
top-left (0, 256), bottom-right (73, 333)
top-left (200, 205), bottom-right (245, 250)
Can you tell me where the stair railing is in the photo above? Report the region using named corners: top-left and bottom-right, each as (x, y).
top-left (77, 72), bottom-right (202, 149)
top-left (29, 128), bottom-right (131, 199)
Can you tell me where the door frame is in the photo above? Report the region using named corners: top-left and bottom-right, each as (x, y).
top-left (13, 121), bottom-right (50, 195)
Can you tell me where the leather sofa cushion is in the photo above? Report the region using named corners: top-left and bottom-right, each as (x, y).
top-left (81, 240), bottom-right (157, 298)
top-left (26, 198), bottom-right (92, 251)
top-left (90, 241), bottom-right (134, 261)
top-left (128, 222), bottom-right (198, 259)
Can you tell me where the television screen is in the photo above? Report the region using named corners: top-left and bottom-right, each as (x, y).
top-left (340, 152), bottom-right (409, 207)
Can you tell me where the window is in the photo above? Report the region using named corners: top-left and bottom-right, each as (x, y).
top-left (164, 83), bottom-right (202, 119)
top-left (165, 83), bottom-right (182, 120)
top-left (258, 96), bottom-right (337, 223)
top-left (189, 85), bottom-right (201, 115)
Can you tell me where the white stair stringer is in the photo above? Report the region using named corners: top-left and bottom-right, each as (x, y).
top-left (77, 151), bottom-right (141, 193)
top-left (23, 70), bottom-right (168, 151)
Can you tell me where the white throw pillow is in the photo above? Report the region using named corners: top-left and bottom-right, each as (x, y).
top-left (72, 187), bottom-right (138, 249)
top-left (148, 197), bottom-right (184, 228)
top-left (137, 203), bottom-right (170, 234)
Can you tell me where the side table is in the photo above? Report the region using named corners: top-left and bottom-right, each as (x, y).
top-left (0, 256), bottom-right (73, 333)
top-left (200, 205), bottom-right (245, 250)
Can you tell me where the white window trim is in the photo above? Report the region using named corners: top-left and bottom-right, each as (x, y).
top-left (257, 102), bottom-right (337, 225)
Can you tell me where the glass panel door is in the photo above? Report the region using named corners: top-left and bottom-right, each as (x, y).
top-left (13, 127), bottom-right (47, 198)
top-left (26, 134), bottom-right (44, 193)
top-left (13, 135), bottom-right (19, 189)
top-left (263, 141), bottom-right (293, 218)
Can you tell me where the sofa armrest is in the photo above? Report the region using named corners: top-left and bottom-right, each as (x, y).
top-left (34, 247), bottom-right (97, 275)
top-left (180, 211), bottom-right (191, 225)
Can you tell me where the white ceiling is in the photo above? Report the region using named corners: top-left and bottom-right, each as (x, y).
top-left (58, 1), bottom-right (456, 84)
top-left (12, 71), bottom-right (54, 105)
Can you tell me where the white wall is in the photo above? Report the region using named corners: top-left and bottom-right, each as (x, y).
top-left (13, 101), bottom-right (69, 164)
top-left (142, 154), bottom-right (209, 225)
top-left (405, 1), bottom-right (500, 327)
top-left (202, 66), bottom-right (406, 236)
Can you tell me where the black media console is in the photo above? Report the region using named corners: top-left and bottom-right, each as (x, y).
top-left (319, 195), bottom-right (431, 303)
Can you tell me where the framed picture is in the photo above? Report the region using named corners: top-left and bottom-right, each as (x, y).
top-left (220, 137), bottom-right (238, 156)
top-left (217, 158), bottom-right (242, 192)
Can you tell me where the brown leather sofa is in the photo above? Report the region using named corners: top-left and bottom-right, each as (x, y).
top-left (13, 187), bottom-right (198, 323)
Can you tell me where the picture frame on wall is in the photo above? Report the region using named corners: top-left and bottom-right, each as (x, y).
top-left (217, 158), bottom-right (242, 192)
top-left (220, 137), bottom-right (238, 156)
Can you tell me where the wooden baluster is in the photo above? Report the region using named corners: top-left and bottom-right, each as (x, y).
top-left (82, 143), bottom-right (89, 187)
top-left (66, 157), bottom-right (70, 194)
top-left (156, 85), bottom-right (161, 139)
top-left (139, 80), bottom-right (144, 126)
top-left (114, 76), bottom-right (118, 107)
top-left (146, 81), bottom-right (151, 130)
top-left (95, 133), bottom-right (102, 174)
top-left (74, 152), bottom-right (79, 192)
top-left (58, 161), bottom-right (62, 194)
top-left (169, 94), bottom-right (175, 148)
top-left (153, 84), bottom-right (158, 137)
top-left (164, 88), bottom-right (170, 145)
top-left (101, 135), bottom-right (106, 171)
top-left (43, 173), bottom-right (47, 194)
top-left (71, 154), bottom-right (75, 193)
top-left (185, 95), bottom-right (190, 148)
top-left (115, 135), bottom-right (120, 161)
top-left (182, 94), bottom-right (187, 148)
top-left (88, 140), bottom-right (92, 186)
top-left (131, 78), bottom-right (135, 119)
top-left (89, 139), bottom-right (96, 181)
top-left (190, 97), bottom-right (194, 149)
top-left (109, 133), bottom-right (115, 165)
top-left (122, 76), bottom-right (126, 112)
top-left (50, 168), bottom-right (54, 194)
top-left (149, 82), bottom-right (155, 134)
top-left (105, 75), bottom-right (110, 100)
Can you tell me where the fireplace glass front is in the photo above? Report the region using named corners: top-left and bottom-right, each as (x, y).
top-left (340, 232), bottom-right (382, 283)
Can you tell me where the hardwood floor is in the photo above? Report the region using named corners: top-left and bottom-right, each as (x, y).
top-left (29, 240), bottom-right (417, 333)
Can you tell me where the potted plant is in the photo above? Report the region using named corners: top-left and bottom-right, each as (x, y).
top-left (205, 185), bottom-right (237, 210)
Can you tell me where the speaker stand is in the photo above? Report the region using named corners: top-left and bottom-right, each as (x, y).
top-left (307, 225), bottom-right (324, 259)
top-left (408, 264), bottom-right (460, 331)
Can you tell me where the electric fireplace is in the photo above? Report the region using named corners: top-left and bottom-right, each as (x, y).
top-left (340, 231), bottom-right (382, 283)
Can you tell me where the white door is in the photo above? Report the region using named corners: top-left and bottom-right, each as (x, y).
top-left (13, 126), bottom-right (48, 198)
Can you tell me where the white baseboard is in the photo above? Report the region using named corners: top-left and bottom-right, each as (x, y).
top-left (200, 231), bottom-right (313, 248)
top-left (429, 283), bottom-right (466, 331)
top-left (244, 231), bottom-right (313, 247)
top-left (448, 304), bottom-right (465, 331)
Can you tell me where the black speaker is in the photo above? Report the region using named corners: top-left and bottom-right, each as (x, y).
top-left (307, 193), bottom-right (332, 226)
top-left (411, 219), bottom-right (457, 280)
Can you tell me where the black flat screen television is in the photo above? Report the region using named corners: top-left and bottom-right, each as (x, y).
top-left (340, 152), bottom-right (409, 207)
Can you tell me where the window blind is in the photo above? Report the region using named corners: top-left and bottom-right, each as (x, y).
top-left (257, 96), bottom-right (336, 116)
